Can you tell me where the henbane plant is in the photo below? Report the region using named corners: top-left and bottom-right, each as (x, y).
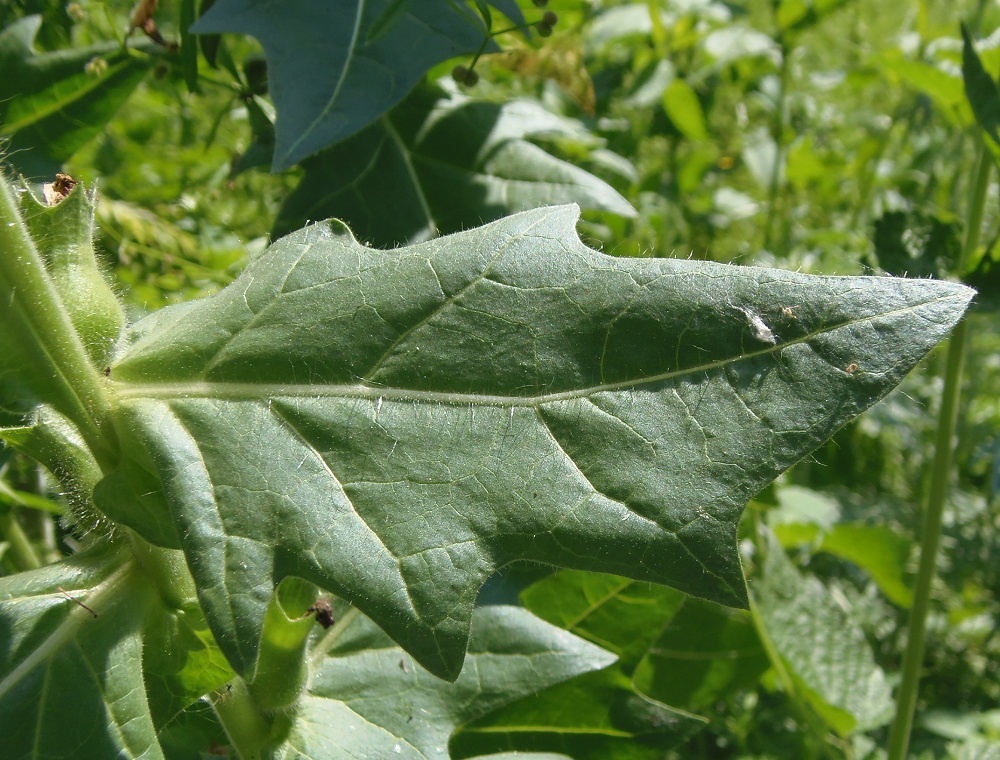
top-left (0, 167), bottom-right (974, 758)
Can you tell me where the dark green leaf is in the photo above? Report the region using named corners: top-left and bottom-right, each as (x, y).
top-left (872, 209), bottom-right (961, 279)
top-left (633, 598), bottom-right (768, 712)
top-left (99, 206), bottom-right (973, 680)
top-left (962, 24), bottom-right (1000, 157)
top-left (273, 84), bottom-right (635, 246)
top-left (964, 241), bottom-right (1000, 312)
top-left (191, 0), bottom-right (497, 170)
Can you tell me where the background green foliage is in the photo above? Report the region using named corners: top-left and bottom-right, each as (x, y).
top-left (1, 0), bottom-right (998, 757)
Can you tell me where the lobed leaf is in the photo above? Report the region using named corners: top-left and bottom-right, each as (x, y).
top-left (97, 205), bottom-right (973, 680)
top-left (191, 0), bottom-right (502, 170)
top-left (273, 84), bottom-right (636, 246)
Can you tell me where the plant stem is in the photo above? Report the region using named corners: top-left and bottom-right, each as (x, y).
top-left (212, 677), bottom-right (276, 759)
top-left (0, 509), bottom-right (41, 570)
top-left (0, 175), bottom-right (116, 470)
top-left (885, 141), bottom-right (989, 760)
top-left (763, 36), bottom-right (791, 254)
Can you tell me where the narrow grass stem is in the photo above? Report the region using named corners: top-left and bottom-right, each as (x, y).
top-left (885, 140), bottom-right (989, 760)
top-left (0, 510), bottom-right (41, 571)
top-left (763, 37), bottom-right (791, 254)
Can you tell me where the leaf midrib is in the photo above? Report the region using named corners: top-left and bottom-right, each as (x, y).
top-left (112, 290), bottom-right (965, 408)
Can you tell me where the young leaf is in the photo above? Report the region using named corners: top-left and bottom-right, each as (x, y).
top-left (191, 0), bottom-right (499, 170)
top-left (99, 205), bottom-right (973, 681)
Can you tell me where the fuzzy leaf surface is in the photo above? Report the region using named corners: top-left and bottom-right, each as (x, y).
top-left (754, 535), bottom-right (894, 735)
top-left (191, 0), bottom-right (500, 170)
top-left (272, 605), bottom-right (614, 759)
top-left (99, 205), bottom-right (974, 680)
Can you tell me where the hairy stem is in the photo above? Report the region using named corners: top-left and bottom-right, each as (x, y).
top-left (0, 175), bottom-right (116, 469)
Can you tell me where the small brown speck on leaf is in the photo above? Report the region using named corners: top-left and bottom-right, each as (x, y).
top-left (308, 598), bottom-right (335, 628)
top-left (42, 174), bottom-right (77, 205)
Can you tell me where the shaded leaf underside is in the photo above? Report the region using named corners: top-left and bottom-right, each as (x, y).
top-left (0, 546), bottom-right (165, 759)
top-left (191, 0), bottom-right (499, 170)
top-left (275, 86), bottom-right (636, 246)
top-left (99, 205), bottom-right (973, 680)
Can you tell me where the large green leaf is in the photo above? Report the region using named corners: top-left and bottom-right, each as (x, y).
top-left (191, 0), bottom-right (502, 170)
top-left (97, 205), bottom-right (973, 681)
top-left (273, 605), bottom-right (614, 758)
top-left (753, 534), bottom-right (894, 735)
top-left (0, 16), bottom-right (153, 178)
top-left (274, 84), bottom-right (636, 246)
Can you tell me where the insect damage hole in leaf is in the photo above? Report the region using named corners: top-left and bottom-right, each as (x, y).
top-left (99, 204), bottom-right (974, 682)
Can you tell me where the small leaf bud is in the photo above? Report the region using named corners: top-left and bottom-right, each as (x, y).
top-left (543, 11), bottom-right (558, 26)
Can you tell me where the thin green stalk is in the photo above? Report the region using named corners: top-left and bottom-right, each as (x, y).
top-left (0, 175), bottom-right (117, 470)
top-left (763, 37), bottom-right (791, 254)
top-left (0, 509), bottom-right (41, 570)
top-left (885, 141), bottom-right (989, 760)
